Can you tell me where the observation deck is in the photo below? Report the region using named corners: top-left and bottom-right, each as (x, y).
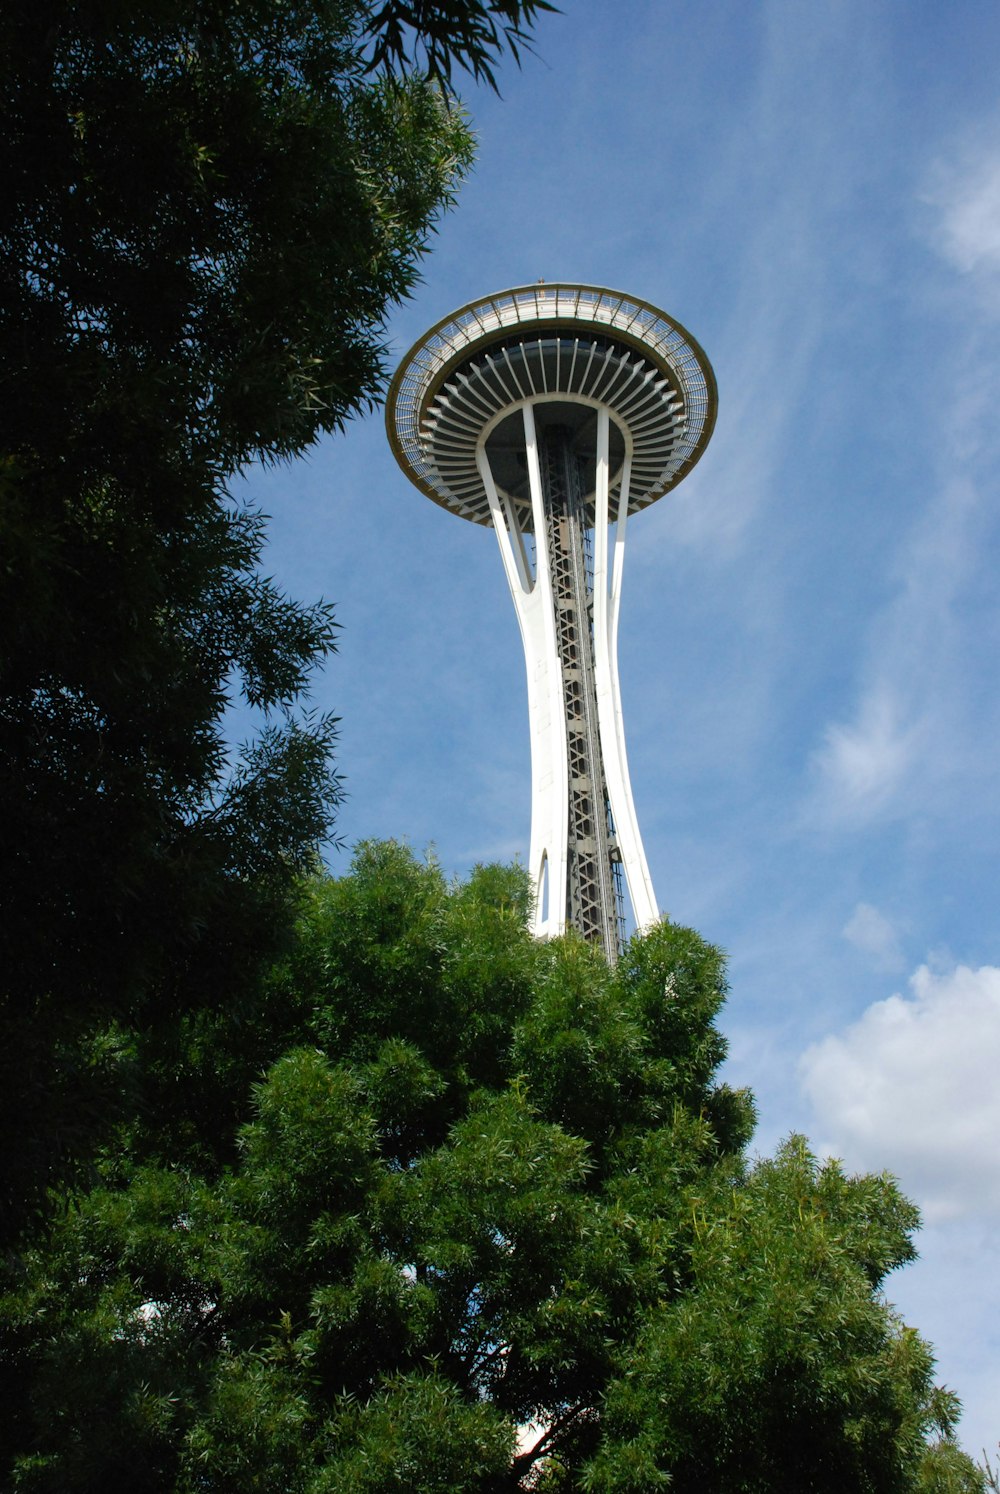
top-left (387, 283), bottom-right (717, 528)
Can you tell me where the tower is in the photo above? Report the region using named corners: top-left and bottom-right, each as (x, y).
top-left (387, 284), bottom-right (716, 961)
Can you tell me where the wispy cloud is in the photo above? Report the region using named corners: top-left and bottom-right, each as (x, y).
top-left (799, 112), bottom-right (1000, 832)
top-left (922, 132), bottom-right (1000, 304)
top-left (811, 687), bottom-right (924, 826)
top-left (842, 901), bottom-right (906, 972)
top-left (649, 2), bottom-right (890, 559)
top-left (802, 450), bottom-right (999, 828)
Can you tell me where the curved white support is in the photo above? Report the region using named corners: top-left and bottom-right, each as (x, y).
top-left (478, 406), bottom-right (568, 940)
top-left (591, 435), bottom-right (660, 931)
top-left (479, 394), bottom-right (660, 943)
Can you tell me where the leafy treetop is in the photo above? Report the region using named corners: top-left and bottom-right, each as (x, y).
top-left (1, 844), bottom-right (985, 1492)
top-left (0, 0), bottom-right (551, 1238)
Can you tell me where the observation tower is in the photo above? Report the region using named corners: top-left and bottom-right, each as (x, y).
top-left (387, 284), bottom-right (716, 961)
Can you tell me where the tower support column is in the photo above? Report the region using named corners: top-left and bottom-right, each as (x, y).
top-left (540, 422), bottom-right (620, 960)
top-left (479, 398), bottom-right (658, 959)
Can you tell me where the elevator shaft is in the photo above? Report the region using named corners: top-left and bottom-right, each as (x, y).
top-left (540, 425), bottom-right (623, 962)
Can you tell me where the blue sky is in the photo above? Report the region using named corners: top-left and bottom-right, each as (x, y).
top-left (243, 0), bottom-right (1000, 1457)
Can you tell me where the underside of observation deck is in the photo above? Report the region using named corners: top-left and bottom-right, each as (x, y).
top-left (387, 284), bottom-right (717, 526)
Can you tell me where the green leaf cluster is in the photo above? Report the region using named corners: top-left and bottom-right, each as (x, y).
top-left (1, 845), bottom-right (983, 1490)
top-left (0, 0), bottom-right (545, 1236)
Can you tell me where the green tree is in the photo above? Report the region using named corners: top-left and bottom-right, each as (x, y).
top-left (1, 844), bottom-right (983, 1491)
top-left (0, 0), bottom-right (551, 1238)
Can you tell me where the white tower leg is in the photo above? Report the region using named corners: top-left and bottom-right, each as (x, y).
top-left (591, 413), bottom-right (659, 932)
top-left (479, 398), bottom-right (659, 945)
top-left (478, 405), bottom-right (568, 940)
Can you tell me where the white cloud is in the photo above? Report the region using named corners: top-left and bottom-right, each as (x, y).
top-left (803, 464), bottom-right (996, 835)
top-left (842, 902), bottom-right (905, 972)
top-left (921, 127), bottom-right (1000, 331)
top-left (924, 143), bottom-right (1000, 279)
top-left (800, 963), bottom-right (1000, 1223)
top-left (810, 687), bottom-right (922, 825)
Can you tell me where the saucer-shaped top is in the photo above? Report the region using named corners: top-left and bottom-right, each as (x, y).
top-left (386, 283), bottom-right (717, 527)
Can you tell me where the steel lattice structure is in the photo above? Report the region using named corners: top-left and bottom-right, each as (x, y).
top-left (387, 284), bottom-right (717, 960)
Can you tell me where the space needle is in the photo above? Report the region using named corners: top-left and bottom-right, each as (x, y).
top-left (387, 284), bottom-right (716, 962)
